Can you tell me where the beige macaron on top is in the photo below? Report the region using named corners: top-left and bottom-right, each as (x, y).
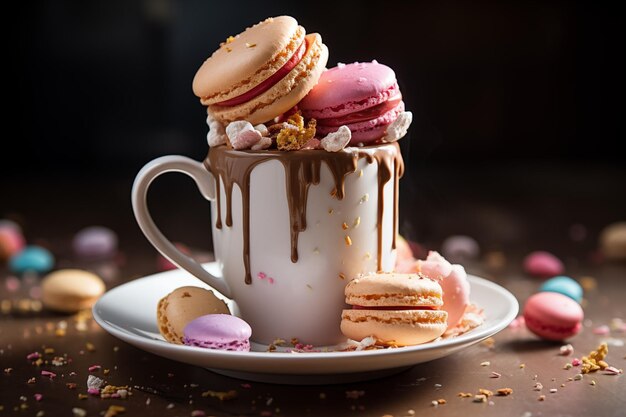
top-left (193, 16), bottom-right (302, 103)
top-left (157, 286), bottom-right (230, 344)
top-left (192, 16), bottom-right (328, 125)
top-left (345, 273), bottom-right (444, 308)
top-left (41, 269), bottom-right (105, 313)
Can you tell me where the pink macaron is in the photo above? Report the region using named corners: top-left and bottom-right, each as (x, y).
top-left (299, 61), bottom-right (405, 145)
top-left (523, 292), bottom-right (583, 341)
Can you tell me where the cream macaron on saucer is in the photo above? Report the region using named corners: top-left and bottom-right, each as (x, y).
top-left (192, 16), bottom-right (329, 125)
top-left (157, 286), bottom-right (230, 344)
top-left (341, 273), bottom-right (448, 346)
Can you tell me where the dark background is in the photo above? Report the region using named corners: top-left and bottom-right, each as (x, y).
top-left (2, 0), bottom-right (625, 254)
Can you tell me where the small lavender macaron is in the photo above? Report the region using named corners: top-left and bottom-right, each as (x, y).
top-left (72, 226), bottom-right (118, 259)
top-left (183, 314), bottom-right (252, 352)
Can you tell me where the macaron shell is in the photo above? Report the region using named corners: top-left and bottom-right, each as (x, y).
top-left (156, 286), bottom-right (230, 344)
top-left (193, 16), bottom-right (302, 103)
top-left (208, 34), bottom-right (328, 125)
top-left (341, 309), bottom-right (447, 346)
top-left (523, 292), bottom-right (584, 340)
top-left (299, 62), bottom-right (398, 118)
top-left (345, 273), bottom-right (443, 308)
top-left (41, 269), bottom-right (105, 313)
top-left (183, 314), bottom-right (252, 352)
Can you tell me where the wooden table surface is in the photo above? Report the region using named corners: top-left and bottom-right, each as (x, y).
top-left (1, 164), bottom-right (625, 417)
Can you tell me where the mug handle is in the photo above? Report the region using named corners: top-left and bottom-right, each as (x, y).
top-left (131, 155), bottom-right (232, 298)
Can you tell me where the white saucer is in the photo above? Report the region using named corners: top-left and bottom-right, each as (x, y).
top-left (93, 263), bottom-right (518, 384)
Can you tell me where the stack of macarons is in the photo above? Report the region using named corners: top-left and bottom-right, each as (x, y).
top-left (523, 276), bottom-right (584, 341)
top-left (157, 286), bottom-right (252, 352)
top-left (192, 15), bottom-right (412, 152)
top-left (340, 272), bottom-right (448, 346)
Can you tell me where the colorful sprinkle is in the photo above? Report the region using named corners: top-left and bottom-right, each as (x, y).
top-left (592, 325), bottom-right (610, 335)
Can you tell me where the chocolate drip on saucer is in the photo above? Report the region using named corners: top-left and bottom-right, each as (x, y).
top-left (206, 143), bottom-right (403, 285)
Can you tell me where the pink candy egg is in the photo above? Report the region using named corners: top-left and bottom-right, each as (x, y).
top-left (0, 224), bottom-right (26, 262)
top-left (523, 251), bottom-right (564, 278)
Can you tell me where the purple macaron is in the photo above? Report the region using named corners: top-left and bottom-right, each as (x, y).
top-left (183, 314), bottom-right (252, 352)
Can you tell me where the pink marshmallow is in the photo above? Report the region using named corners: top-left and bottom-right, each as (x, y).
top-left (416, 251), bottom-right (453, 281)
top-left (416, 251), bottom-right (470, 328)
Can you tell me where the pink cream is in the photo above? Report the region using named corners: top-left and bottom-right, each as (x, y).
top-left (353, 305), bottom-right (437, 311)
top-left (215, 39), bottom-right (308, 107)
top-left (317, 94), bottom-right (403, 127)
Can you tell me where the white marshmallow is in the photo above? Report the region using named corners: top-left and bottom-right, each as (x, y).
top-left (226, 121), bottom-right (266, 150)
top-left (254, 124), bottom-right (269, 137)
top-left (251, 136), bottom-right (272, 150)
top-left (383, 111), bottom-right (412, 142)
top-left (206, 114), bottom-right (227, 147)
top-left (320, 126), bottom-right (351, 152)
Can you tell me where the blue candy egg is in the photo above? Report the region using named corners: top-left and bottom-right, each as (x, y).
top-left (539, 275), bottom-right (583, 303)
top-left (9, 246), bottom-right (55, 275)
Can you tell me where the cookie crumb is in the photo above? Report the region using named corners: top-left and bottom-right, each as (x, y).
top-left (478, 388), bottom-right (493, 397)
top-left (201, 390), bottom-right (237, 401)
top-left (473, 394), bottom-right (487, 403)
top-left (496, 388), bottom-right (513, 396)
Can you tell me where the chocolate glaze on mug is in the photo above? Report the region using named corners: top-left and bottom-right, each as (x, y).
top-left (205, 143), bottom-right (404, 284)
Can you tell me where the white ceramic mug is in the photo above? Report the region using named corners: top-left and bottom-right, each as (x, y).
top-left (132, 143), bottom-right (403, 345)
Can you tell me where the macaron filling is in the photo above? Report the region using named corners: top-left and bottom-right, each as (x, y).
top-left (353, 305), bottom-right (437, 311)
top-left (214, 39), bottom-right (308, 108)
top-left (183, 338), bottom-right (251, 351)
top-left (317, 93), bottom-right (403, 127)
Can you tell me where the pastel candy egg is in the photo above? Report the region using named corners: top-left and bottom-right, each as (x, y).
top-left (539, 276), bottom-right (583, 303)
top-left (441, 235), bottom-right (480, 263)
top-left (599, 221), bottom-right (626, 260)
top-left (42, 269), bottom-right (105, 313)
top-left (0, 219), bottom-right (22, 233)
top-left (523, 251), bottom-right (564, 277)
top-left (9, 246), bottom-right (54, 275)
top-left (72, 226), bottom-right (118, 259)
top-left (523, 292), bottom-right (583, 341)
top-left (0, 225), bottom-right (26, 261)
